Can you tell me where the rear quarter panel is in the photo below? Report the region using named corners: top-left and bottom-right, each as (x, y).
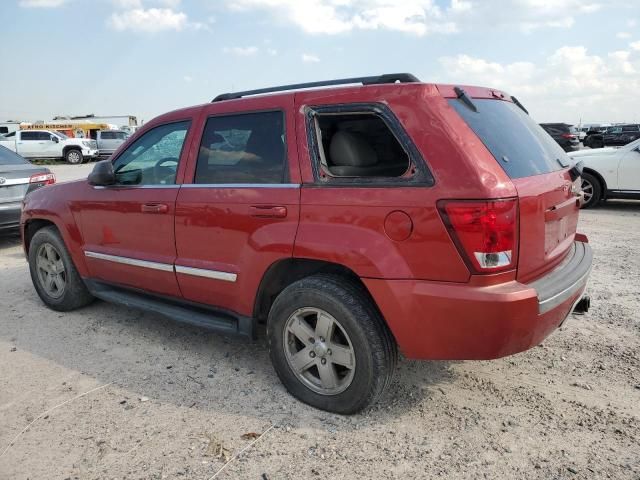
top-left (293, 84), bottom-right (517, 282)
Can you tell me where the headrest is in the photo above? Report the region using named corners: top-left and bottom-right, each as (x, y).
top-left (203, 132), bottom-right (224, 146)
top-left (329, 130), bottom-right (377, 167)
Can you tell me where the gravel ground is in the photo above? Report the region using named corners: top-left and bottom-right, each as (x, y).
top-left (0, 182), bottom-right (638, 479)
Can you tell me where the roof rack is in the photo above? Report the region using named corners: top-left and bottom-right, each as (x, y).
top-left (211, 73), bottom-right (420, 102)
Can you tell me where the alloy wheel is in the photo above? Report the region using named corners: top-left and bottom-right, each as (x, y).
top-left (283, 307), bottom-right (356, 395)
top-left (36, 243), bottom-right (66, 299)
top-left (581, 178), bottom-right (594, 205)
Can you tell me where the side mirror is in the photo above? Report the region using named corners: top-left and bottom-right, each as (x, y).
top-left (51, 136), bottom-right (59, 143)
top-left (88, 160), bottom-right (116, 186)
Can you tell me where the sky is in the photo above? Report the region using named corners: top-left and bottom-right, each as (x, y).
top-left (1, 0), bottom-right (639, 126)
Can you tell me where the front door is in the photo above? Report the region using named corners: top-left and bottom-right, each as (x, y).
top-left (174, 99), bottom-right (300, 317)
top-left (618, 144), bottom-right (640, 191)
top-left (77, 119), bottom-right (195, 297)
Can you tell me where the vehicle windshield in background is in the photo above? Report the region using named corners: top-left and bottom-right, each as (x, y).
top-left (449, 98), bottom-right (567, 179)
top-left (0, 145), bottom-right (29, 165)
top-left (55, 131), bottom-right (69, 139)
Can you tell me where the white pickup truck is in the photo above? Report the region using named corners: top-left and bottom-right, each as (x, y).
top-left (0, 130), bottom-right (99, 164)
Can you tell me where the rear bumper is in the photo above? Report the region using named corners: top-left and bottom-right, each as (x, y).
top-left (364, 240), bottom-right (592, 360)
top-left (0, 202), bottom-right (22, 231)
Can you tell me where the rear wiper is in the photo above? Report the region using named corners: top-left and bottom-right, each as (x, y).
top-left (454, 86), bottom-right (478, 112)
top-left (511, 95), bottom-right (529, 115)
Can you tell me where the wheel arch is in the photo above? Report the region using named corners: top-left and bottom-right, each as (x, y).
top-left (23, 218), bottom-right (58, 255)
top-left (582, 167), bottom-right (608, 199)
top-left (253, 258), bottom-right (386, 327)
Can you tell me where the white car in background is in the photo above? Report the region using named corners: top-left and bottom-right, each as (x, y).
top-left (568, 138), bottom-right (640, 208)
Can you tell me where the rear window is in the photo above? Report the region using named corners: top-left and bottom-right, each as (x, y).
top-left (449, 98), bottom-right (567, 179)
top-left (0, 145), bottom-right (28, 165)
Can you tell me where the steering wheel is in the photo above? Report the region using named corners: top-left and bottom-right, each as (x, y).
top-left (153, 157), bottom-right (178, 184)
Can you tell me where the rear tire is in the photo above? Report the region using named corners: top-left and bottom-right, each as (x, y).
top-left (65, 149), bottom-right (83, 164)
top-left (581, 172), bottom-right (602, 209)
top-left (28, 226), bottom-right (94, 311)
top-left (267, 274), bottom-right (397, 414)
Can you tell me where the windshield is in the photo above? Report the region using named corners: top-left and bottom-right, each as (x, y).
top-left (449, 98), bottom-right (567, 179)
top-left (55, 130), bottom-right (69, 139)
top-left (0, 144), bottom-right (29, 165)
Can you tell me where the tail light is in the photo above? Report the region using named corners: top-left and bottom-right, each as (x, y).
top-left (29, 173), bottom-right (56, 185)
top-left (438, 198), bottom-right (518, 273)
top-left (561, 133), bottom-right (576, 139)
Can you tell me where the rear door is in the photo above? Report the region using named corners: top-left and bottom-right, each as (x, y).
top-left (448, 97), bottom-right (580, 282)
top-left (174, 96), bottom-right (300, 317)
top-left (618, 141), bottom-right (640, 190)
top-left (18, 131), bottom-right (41, 157)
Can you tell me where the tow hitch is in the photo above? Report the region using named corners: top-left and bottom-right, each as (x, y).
top-left (573, 295), bottom-right (591, 314)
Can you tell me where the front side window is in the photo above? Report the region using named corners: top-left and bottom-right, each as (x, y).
top-left (194, 111), bottom-right (286, 184)
top-left (112, 121), bottom-right (190, 186)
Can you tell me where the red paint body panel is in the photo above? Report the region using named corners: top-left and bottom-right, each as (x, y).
top-left (364, 272), bottom-right (584, 360)
top-left (20, 80), bottom-right (592, 362)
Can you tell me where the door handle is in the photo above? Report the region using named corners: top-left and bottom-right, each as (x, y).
top-left (249, 205), bottom-right (288, 218)
top-left (141, 203), bottom-right (169, 214)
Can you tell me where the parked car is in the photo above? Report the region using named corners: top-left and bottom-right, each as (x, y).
top-left (0, 145), bottom-right (54, 232)
top-left (568, 138), bottom-right (640, 208)
top-left (94, 130), bottom-right (128, 157)
top-left (584, 124), bottom-right (640, 148)
top-left (21, 74), bottom-right (592, 413)
top-left (539, 123), bottom-right (580, 151)
top-left (0, 130), bottom-right (99, 164)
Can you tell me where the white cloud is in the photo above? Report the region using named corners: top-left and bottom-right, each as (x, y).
top-left (631, 41), bottom-right (640, 51)
top-left (19, 0), bottom-right (68, 7)
top-left (223, 46), bottom-right (259, 56)
top-left (628, 19), bottom-right (637, 27)
top-left (183, 75), bottom-right (193, 82)
top-left (437, 45), bottom-right (640, 122)
top-left (267, 48), bottom-right (278, 56)
top-left (229, 0), bottom-right (460, 36)
top-left (302, 53), bottom-right (320, 63)
top-left (617, 32), bottom-right (632, 39)
top-left (108, 7), bottom-right (188, 32)
top-left (227, 0), bottom-right (606, 35)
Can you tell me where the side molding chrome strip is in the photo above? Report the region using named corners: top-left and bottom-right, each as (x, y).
top-left (84, 251), bottom-right (174, 272)
top-left (84, 251), bottom-right (239, 282)
top-left (175, 265), bottom-right (237, 282)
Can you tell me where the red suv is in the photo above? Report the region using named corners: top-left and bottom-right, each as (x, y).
top-left (21, 74), bottom-right (592, 414)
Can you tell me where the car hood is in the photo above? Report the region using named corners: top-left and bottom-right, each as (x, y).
top-left (568, 147), bottom-right (619, 158)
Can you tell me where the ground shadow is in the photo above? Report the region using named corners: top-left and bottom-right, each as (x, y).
top-left (0, 264), bottom-right (454, 425)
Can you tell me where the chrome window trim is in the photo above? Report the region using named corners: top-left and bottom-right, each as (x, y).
top-left (92, 184), bottom-right (181, 190)
top-left (175, 265), bottom-right (237, 282)
top-left (84, 251), bottom-right (174, 272)
top-left (181, 183), bottom-right (300, 189)
top-left (0, 177), bottom-right (30, 186)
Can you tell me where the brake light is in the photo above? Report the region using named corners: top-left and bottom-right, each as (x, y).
top-left (438, 198), bottom-right (518, 273)
top-left (561, 133), bottom-right (576, 139)
top-left (29, 173), bottom-right (56, 185)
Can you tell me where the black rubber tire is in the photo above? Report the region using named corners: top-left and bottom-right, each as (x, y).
top-left (267, 274), bottom-right (397, 414)
top-left (65, 148), bottom-right (84, 164)
top-left (28, 226), bottom-right (94, 311)
top-left (581, 172), bottom-right (602, 209)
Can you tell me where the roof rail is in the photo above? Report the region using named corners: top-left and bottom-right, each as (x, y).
top-left (211, 73), bottom-right (420, 102)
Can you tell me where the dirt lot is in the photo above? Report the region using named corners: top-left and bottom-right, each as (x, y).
top-left (0, 169), bottom-right (638, 478)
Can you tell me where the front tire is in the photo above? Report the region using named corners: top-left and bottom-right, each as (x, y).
top-left (267, 275), bottom-right (397, 414)
top-left (581, 172), bottom-right (602, 209)
top-left (28, 226), bottom-right (94, 311)
top-left (65, 148), bottom-right (84, 164)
